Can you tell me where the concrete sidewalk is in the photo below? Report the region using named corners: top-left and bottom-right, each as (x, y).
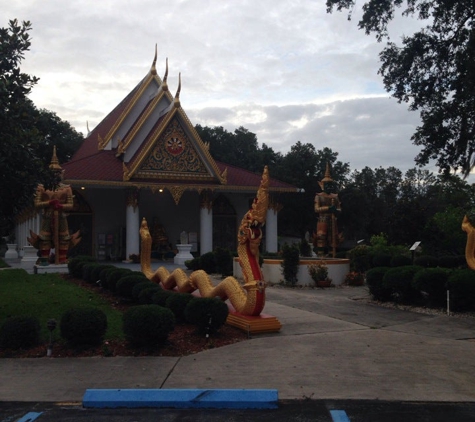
top-left (1, 280), bottom-right (475, 403)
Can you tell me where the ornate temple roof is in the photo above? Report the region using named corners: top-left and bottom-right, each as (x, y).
top-left (63, 49), bottom-right (297, 194)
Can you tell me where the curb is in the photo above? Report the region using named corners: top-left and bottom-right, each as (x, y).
top-left (82, 388), bottom-right (279, 409)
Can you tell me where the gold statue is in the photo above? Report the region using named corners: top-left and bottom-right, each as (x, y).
top-left (28, 147), bottom-right (81, 264)
top-left (314, 163), bottom-right (341, 257)
top-left (140, 166), bottom-right (270, 316)
top-left (462, 214), bottom-right (475, 270)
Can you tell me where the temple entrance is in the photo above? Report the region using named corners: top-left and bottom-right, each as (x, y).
top-left (67, 190), bottom-right (93, 257)
top-left (213, 194), bottom-right (236, 252)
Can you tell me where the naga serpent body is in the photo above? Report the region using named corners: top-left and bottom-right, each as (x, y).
top-left (462, 215), bottom-right (475, 270)
top-left (140, 166), bottom-right (269, 316)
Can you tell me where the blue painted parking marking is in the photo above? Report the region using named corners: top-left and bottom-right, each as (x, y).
top-left (330, 409), bottom-right (351, 422)
top-left (16, 412), bottom-right (43, 422)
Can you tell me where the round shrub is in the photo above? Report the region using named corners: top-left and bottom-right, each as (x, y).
top-left (372, 253), bottom-right (392, 268)
top-left (68, 256), bottom-right (96, 278)
top-left (412, 267), bottom-right (449, 307)
top-left (214, 247), bottom-right (234, 277)
top-left (165, 293), bottom-right (195, 322)
top-left (0, 316), bottom-right (41, 350)
top-left (60, 307), bottom-right (107, 347)
top-left (132, 281), bottom-right (157, 301)
top-left (92, 264), bottom-right (115, 285)
top-left (123, 305), bottom-right (175, 347)
top-left (200, 252), bottom-right (217, 274)
top-left (152, 289), bottom-right (175, 306)
top-left (413, 255), bottom-right (438, 268)
top-left (185, 297), bottom-right (229, 334)
top-left (382, 265), bottom-right (423, 304)
top-left (82, 263), bottom-right (101, 283)
top-left (438, 255), bottom-right (466, 269)
top-left (390, 255), bottom-right (413, 267)
top-left (138, 286), bottom-right (162, 304)
top-left (104, 268), bottom-right (132, 291)
top-left (347, 245), bottom-right (372, 272)
top-left (185, 257), bottom-right (201, 271)
top-left (366, 267), bottom-right (391, 301)
top-left (448, 269), bottom-right (475, 312)
top-left (116, 275), bottom-right (148, 299)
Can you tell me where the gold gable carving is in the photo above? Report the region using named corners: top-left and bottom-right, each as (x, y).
top-left (139, 118), bottom-right (208, 175)
top-left (168, 186), bottom-right (186, 205)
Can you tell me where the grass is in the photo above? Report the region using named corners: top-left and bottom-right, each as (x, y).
top-left (0, 269), bottom-right (124, 342)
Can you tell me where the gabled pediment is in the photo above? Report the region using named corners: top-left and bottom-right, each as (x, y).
top-left (123, 109), bottom-right (226, 184)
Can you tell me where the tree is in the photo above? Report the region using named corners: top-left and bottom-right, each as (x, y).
top-left (0, 20), bottom-right (84, 235)
top-left (326, 1), bottom-right (475, 177)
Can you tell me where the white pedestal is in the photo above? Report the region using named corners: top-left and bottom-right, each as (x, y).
top-left (34, 264), bottom-right (69, 274)
top-left (4, 244), bottom-right (18, 260)
top-left (174, 244), bottom-right (194, 266)
top-left (21, 246), bottom-right (38, 272)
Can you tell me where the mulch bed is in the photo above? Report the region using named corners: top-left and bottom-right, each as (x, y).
top-left (0, 274), bottom-right (249, 359)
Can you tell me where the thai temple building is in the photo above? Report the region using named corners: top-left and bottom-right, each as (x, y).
top-left (15, 49), bottom-right (298, 261)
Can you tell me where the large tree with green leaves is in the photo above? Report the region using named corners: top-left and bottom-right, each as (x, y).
top-left (326, 1), bottom-right (475, 177)
top-left (0, 19), bottom-right (83, 235)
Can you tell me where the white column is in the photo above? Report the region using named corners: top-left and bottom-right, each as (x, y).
top-left (125, 189), bottom-right (140, 260)
top-left (200, 206), bottom-right (213, 254)
top-left (265, 208), bottom-right (278, 253)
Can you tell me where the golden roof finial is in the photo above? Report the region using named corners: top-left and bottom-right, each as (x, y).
top-left (49, 145), bottom-right (62, 171)
top-left (161, 57), bottom-right (169, 91)
top-left (86, 121), bottom-right (91, 136)
top-left (151, 44), bottom-right (158, 75)
top-left (174, 72), bottom-right (181, 108)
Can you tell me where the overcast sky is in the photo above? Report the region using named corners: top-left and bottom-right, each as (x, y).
top-left (3, 0), bottom-right (439, 176)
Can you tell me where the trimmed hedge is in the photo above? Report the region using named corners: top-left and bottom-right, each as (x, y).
top-left (390, 255), bottom-right (413, 267)
top-left (82, 263), bottom-right (101, 283)
top-left (185, 297), bottom-right (229, 334)
top-left (372, 253), bottom-right (392, 268)
top-left (413, 255), bottom-right (438, 268)
top-left (412, 267), bottom-right (449, 307)
top-left (68, 255), bottom-right (97, 278)
top-left (131, 281), bottom-right (157, 301)
top-left (165, 293), bottom-right (195, 322)
top-left (152, 289), bottom-right (175, 307)
top-left (116, 275), bottom-right (148, 299)
top-left (382, 265), bottom-right (423, 304)
top-left (0, 316), bottom-right (41, 350)
top-left (104, 268), bottom-right (133, 291)
top-left (138, 286), bottom-right (162, 304)
top-left (123, 305), bottom-right (175, 347)
top-left (448, 269), bottom-right (475, 312)
top-left (60, 307), bottom-right (107, 347)
top-left (366, 266), bottom-right (391, 301)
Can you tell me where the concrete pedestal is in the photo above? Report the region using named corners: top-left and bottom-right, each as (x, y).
top-left (34, 264), bottom-right (69, 274)
top-left (21, 246), bottom-right (38, 272)
top-left (174, 244), bottom-right (194, 266)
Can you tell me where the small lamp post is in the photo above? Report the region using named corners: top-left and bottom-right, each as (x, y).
top-left (47, 319), bottom-right (57, 357)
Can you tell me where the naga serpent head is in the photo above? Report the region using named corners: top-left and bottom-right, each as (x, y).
top-left (238, 166), bottom-right (270, 256)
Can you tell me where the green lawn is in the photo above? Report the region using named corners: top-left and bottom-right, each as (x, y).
top-left (0, 269), bottom-right (124, 342)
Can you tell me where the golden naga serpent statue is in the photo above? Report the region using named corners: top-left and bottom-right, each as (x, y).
top-left (140, 166), bottom-right (270, 316)
top-left (462, 215), bottom-right (475, 270)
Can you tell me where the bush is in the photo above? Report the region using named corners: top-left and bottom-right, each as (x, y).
top-left (82, 263), bottom-right (101, 283)
top-left (0, 316), bottom-right (41, 350)
top-left (185, 297), bottom-right (229, 334)
top-left (413, 255), bottom-right (438, 268)
top-left (116, 275), bottom-right (148, 299)
top-left (412, 268), bottom-right (449, 307)
top-left (123, 305), bottom-right (175, 347)
top-left (138, 286), bottom-right (162, 304)
top-left (104, 268), bottom-right (133, 291)
top-left (438, 255), bottom-right (466, 269)
top-left (299, 238), bottom-right (312, 257)
top-left (131, 281), bottom-right (157, 301)
top-left (366, 267), bottom-right (392, 301)
top-left (60, 307), bottom-right (107, 347)
top-left (281, 243), bottom-right (299, 286)
top-left (185, 257), bottom-right (201, 271)
top-left (372, 253), bottom-right (392, 268)
top-left (347, 245), bottom-right (372, 272)
top-left (200, 252), bottom-right (217, 274)
top-left (448, 269), bottom-right (475, 312)
top-left (382, 265), bottom-right (423, 304)
top-left (165, 293), bottom-right (194, 322)
top-left (152, 289), bottom-right (175, 307)
top-left (92, 264), bottom-right (115, 286)
top-left (390, 255), bottom-right (413, 267)
top-left (214, 247), bottom-right (234, 277)
top-left (68, 255), bottom-right (96, 278)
